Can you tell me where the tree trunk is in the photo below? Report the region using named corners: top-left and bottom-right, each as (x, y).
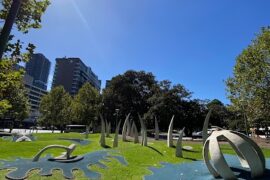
top-left (0, 0), bottom-right (22, 59)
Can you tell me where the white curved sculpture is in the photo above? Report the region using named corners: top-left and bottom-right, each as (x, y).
top-left (138, 114), bottom-right (147, 146)
top-left (33, 144), bottom-right (77, 162)
top-left (202, 109), bottom-right (212, 144)
top-left (106, 120), bottom-right (111, 137)
top-left (99, 115), bottom-right (106, 147)
top-left (130, 121), bottom-right (135, 137)
top-left (15, 135), bottom-right (32, 142)
top-left (132, 122), bottom-right (139, 144)
top-left (154, 116), bottom-right (159, 140)
top-left (203, 129), bottom-right (265, 179)
top-left (175, 127), bottom-right (185, 158)
top-left (126, 119), bottom-right (131, 136)
top-left (167, 115), bottom-right (175, 147)
top-left (113, 120), bottom-right (122, 148)
top-left (13, 132), bottom-right (33, 142)
top-left (85, 125), bottom-right (90, 139)
top-left (122, 113), bottom-right (131, 142)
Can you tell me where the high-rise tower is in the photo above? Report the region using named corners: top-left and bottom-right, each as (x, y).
top-left (52, 57), bottom-right (101, 95)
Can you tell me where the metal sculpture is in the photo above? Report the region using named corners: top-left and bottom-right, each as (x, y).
top-left (139, 114), bottom-right (147, 146)
top-left (154, 116), bottom-right (159, 140)
top-left (167, 115), bottom-right (175, 147)
top-left (132, 122), bottom-right (139, 144)
top-left (122, 113), bottom-right (131, 142)
top-left (130, 121), bottom-right (135, 137)
top-left (106, 120), bottom-right (111, 137)
top-left (12, 132), bottom-right (34, 142)
top-left (113, 119), bottom-right (122, 148)
top-left (203, 129), bottom-right (265, 179)
top-left (202, 109), bottom-right (212, 144)
top-left (99, 115), bottom-right (106, 147)
top-left (127, 118), bottom-right (131, 136)
top-left (32, 144), bottom-right (83, 162)
top-left (175, 127), bottom-right (185, 158)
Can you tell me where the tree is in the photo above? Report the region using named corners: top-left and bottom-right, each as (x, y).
top-left (181, 99), bottom-right (207, 136)
top-left (102, 70), bottom-right (157, 128)
top-left (39, 86), bottom-right (72, 133)
top-left (0, 60), bottom-right (30, 131)
top-left (0, 0), bottom-right (50, 125)
top-left (146, 80), bottom-right (191, 131)
top-left (206, 99), bottom-right (229, 128)
top-left (226, 105), bottom-right (245, 131)
top-left (226, 27), bottom-right (270, 127)
top-left (72, 83), bottom-right (101, 132)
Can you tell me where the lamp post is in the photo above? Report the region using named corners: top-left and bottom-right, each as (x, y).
top-left (0, 0), bottom-right (22, 59)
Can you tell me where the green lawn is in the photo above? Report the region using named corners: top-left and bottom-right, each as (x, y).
top-left (0, 133), bottom-right (269, 179)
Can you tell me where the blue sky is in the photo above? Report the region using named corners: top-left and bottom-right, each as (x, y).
top-left (13, 0), bottom-right (270, 104)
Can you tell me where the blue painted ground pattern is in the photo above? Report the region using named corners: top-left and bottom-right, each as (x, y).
top-left (145, 155), bottom-right (270, 180)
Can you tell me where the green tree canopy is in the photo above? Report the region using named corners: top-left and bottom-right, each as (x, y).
top-left (0, 0), bottom-right (50, 125)
top-left (206, 99), bottom-right (229, 128)
top-left (72, 83), bottom-right (101, 127)
top-left (39, 86), bottom-right (72, 132)
top-left (102, 70), bottom-right (157, 124)
top-left (146, 80), bottom-right (192, 130)
top-left (226, 27), bottom-right (270, 126)
top-left (1, 0), bottom-right (50, 59)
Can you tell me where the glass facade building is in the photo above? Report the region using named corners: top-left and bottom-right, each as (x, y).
top-left (25, 53), bottom-right (51, 90)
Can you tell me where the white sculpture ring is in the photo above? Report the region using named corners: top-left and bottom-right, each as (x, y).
top-left (203, 130), bottom-right (265, 179)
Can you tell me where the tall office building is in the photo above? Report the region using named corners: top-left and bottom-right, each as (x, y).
top-left (105, 80), bottom-right (111, 88)
top-left (23, 74), bottom-right (48, 122)
top-left (52, 57), bottom-right (101, 95)
top-left (13, 61), bottom-right (49, 124)
top-left (25, 53), bottom-right (51, 90)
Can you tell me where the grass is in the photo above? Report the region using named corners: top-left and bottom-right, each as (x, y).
top-left (0, 133), bottom-right (270, 179)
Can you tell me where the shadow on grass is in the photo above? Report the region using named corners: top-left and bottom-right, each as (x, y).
top-left (182, 157), bottom-right (198, 161)
top-left (183, 148), bottom-right (200, 153)
top-left (101, 145), bottom-right (111, 149)
top-left (146, 146), bottom-right (164, 156)
top-left (171, 145), bottom-right (200, 153)
top-left (123, 139), bottom-right (133, 143)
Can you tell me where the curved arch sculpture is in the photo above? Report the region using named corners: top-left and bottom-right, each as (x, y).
top-left (99, 114), bottom-right (106, 147)
top-left (175, 127), bottom-right (185, 158)
top-left (132, 122), bottom-right (139, 144)
top-left (154, 116), bottom-right (159, 140)
top-left (15, 135), bottom-right (32, 142)
top-left (203, 130), bottom-right (265, 179)
top-left (113, 119), bottom-right (122, 148)
top-left (33, 144), bottom-right (77, 162)
top-left (167, 115), bottom-right (175, 147)
top-left (138, 114), bottom-right (147, 146)
top-left (122, 113), bottom-right (131, 142)
top-left (202, 109), bottom-right (212, 144)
